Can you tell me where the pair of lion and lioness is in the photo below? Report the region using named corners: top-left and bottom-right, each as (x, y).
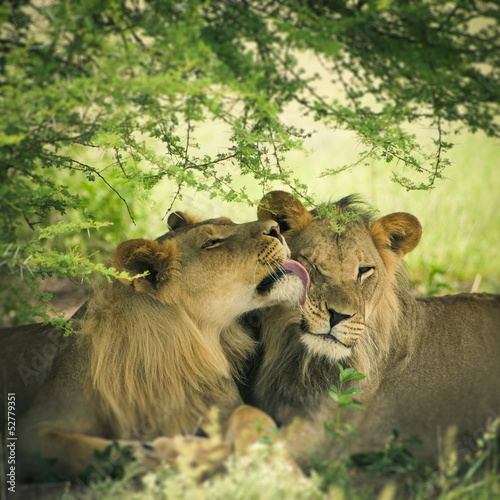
top-left (2, 191), bottom-right (500, 481)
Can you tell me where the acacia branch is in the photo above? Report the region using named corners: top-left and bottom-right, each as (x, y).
top-left (64, 160), bottom-right (135, 225)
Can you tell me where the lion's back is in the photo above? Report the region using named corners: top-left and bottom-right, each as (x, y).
top-left (357, 292), bottom-right (500, 461)
top-left (415, 292), bottom-right (500, 347)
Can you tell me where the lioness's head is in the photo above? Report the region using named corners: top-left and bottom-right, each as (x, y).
top-left (258, 191), bottom-right (421, 364)
top-left (111, 211), bottom-right (309, 326)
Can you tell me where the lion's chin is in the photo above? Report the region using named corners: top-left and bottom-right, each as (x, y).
top-left (300, 333), bottom-right (352, 362)
top-left (256, 273), bottom-right (307, 307)
top-left (308, 332), bottom-right (349, 347)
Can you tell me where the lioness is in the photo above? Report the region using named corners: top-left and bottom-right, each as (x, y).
top-left (2, 211), bottom-right (309, 480)
top-left (250, 191), bottom-right (500, 469)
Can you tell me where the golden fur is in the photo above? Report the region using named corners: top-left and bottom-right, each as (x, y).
top-left (251, 191), bottom-right (500, 469)
top-left (4, 212), bottom-right (307, 480)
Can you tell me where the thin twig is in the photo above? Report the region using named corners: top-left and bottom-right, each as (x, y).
top-left (163, 183), bottom-right (183, 221)
top-left (65, 160), bottom-right (136, 225)
top-left (430, 116), bottom-right (444, 187)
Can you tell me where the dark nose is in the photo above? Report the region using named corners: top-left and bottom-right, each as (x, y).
top-left (267, 225), bottom-right (284, 244)
top-left (329, 308), bottom-right (352, 328)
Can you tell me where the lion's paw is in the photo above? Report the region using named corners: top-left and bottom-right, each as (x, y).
top-left (135, 435), bottom-right (232, 477)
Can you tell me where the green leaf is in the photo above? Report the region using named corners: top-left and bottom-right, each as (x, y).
top-left (341, 402), bottom-right (363, 411)
top-left (343, 387), bottom-right (364, 395)
top-left (343, 423), bottom-right (360, 439)
top-left (340, 372), bottom-right (367, 383)
top-left (340, 367), bottom-right (356, 380)
top-left (329, 391), bottom-right (339, 403)
top-left (336, 394), bottom-right (354, 406)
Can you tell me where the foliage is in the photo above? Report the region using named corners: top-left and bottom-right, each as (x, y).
top-left (324, 363), bottom-right (366, 443)
top-left (313, 414), bottom-right (500, 499)
top-left (0, 220), bottom-right (137, 325)
top-left (1, 1), bottom-right (499, 317)
top-left (65, 443), bottom-right (325, 500)
top-left (32, 452), bottom-right (62, 484)
top-left (79, 441), bottom-right (136, 486)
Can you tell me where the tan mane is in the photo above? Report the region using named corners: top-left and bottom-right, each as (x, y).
top-left (77, 282), bottom-right (254, 439)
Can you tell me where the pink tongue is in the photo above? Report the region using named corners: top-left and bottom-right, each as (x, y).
top-left (282, 259), bottom-right (310, 305)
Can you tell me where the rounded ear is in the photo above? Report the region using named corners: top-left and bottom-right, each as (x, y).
top-left (370, 212), bottom-right (422, 262)
top-left (257, 191), bottom-right (313, 235)
top-left (167, 211), bottom-right (200, 231)
top-left (111, 238), bottom-right (179, 291)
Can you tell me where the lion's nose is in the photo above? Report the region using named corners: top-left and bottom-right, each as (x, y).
top-left (328, 308), bottom-right (352, 328)
top-left (267, 225), bottom-right (284, 245)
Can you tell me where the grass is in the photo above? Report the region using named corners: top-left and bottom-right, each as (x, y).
top-left (60, 421), bottom-right (500, 500)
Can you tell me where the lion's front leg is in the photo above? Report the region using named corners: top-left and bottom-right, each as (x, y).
top-left (137, 405), bottom-right (302, 479)
top-left (225, 405), bottom-right (304, 478)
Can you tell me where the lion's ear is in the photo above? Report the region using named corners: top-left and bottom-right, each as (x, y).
top-left (112, 238), bottom-right (179, 291)
top-left (257, 191), bottom-right (312, 235)
top-left (167, 211), bottom-right (200, 230)
top-left (370, 212), bottom-right (422, 261)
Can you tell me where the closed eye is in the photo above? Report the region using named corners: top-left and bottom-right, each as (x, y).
top-left (298, 254), bottom-right (325, 277)
top-left (358, 266), bottom-right (374, 280)
top-left (202, 238), bottom-right (226, 249)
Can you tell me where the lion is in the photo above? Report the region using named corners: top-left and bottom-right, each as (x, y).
top-left (1, 211), bottom-right (309, 481)
top-left (249, 190), bottom-right (500, 469)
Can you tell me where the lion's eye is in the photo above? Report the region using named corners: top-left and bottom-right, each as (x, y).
top-left (298, 254), bottom-right (323, 276)
top-left (358, 266), bottom-right (374, 280)
top-left (202, 238), bottom-right (225, 249)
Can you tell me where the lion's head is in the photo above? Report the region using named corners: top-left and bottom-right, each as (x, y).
top-left (257, 191), bottom-right (421, 376)
top-left (111, 211), bottom-right (309, 327)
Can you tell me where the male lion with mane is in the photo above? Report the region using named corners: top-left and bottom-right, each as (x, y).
top-left (1, 211), bottom-right (309, 480)
top-left (250, 191), bottom-right (500, 469)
